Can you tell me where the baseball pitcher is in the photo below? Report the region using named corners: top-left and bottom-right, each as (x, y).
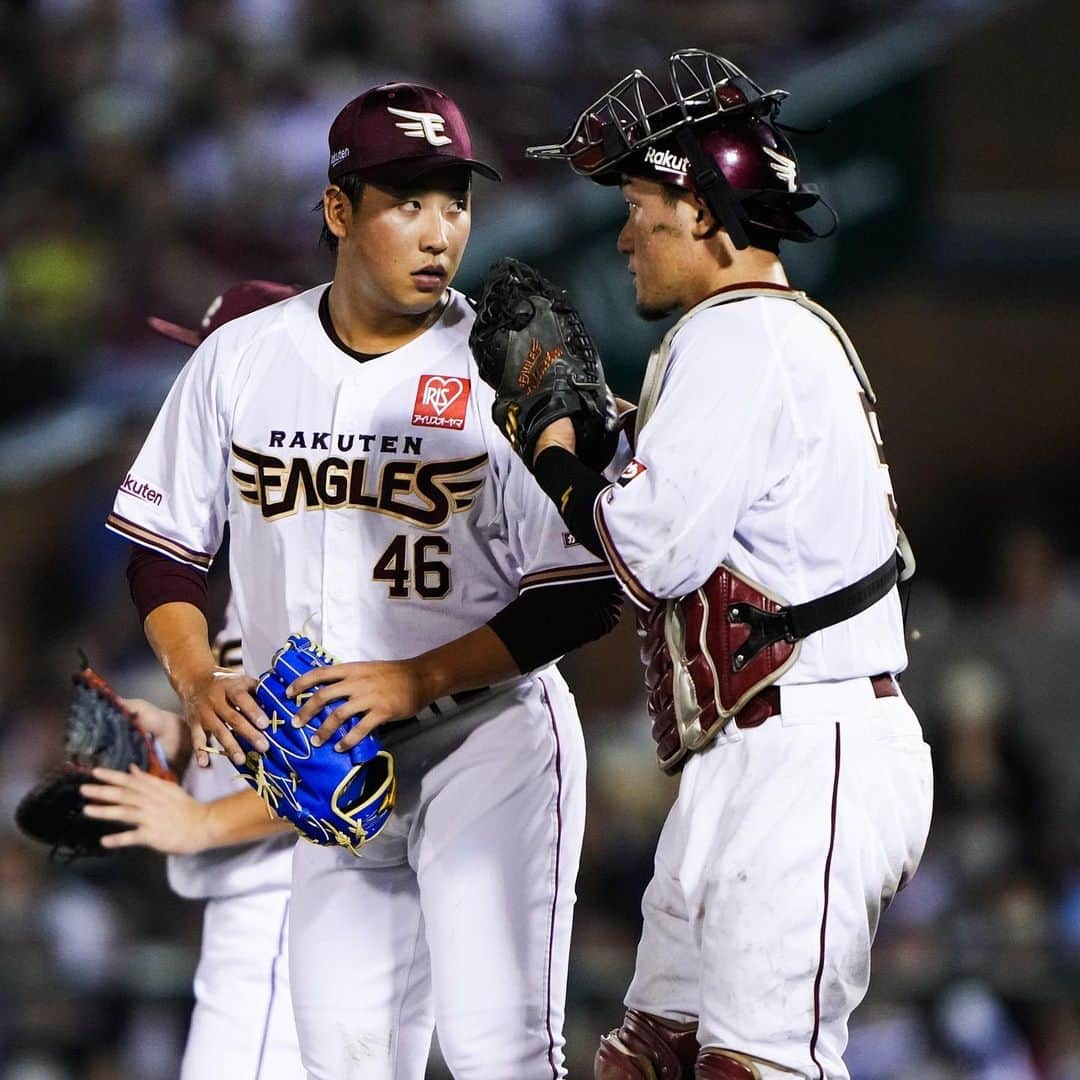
top-left (107, 83), bottom-right (622, 1079)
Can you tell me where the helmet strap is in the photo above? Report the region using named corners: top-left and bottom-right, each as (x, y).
top-left (742, 188), bottom-right (840, 244)
top-left (673, 125), bottom-right (751, 251)
top-left (810, 195), bottom-right (840, 239)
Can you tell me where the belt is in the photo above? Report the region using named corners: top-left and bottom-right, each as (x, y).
top-left (734, 673), bottom-right (898, 730)
top-left (382, 686), bottom-right (493, 738)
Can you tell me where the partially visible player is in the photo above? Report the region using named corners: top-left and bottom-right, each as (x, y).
top-left (82, 697), bottom-right (286, 857)
top-left (107, 83), bottom-right (622, 1079)
top-left (86, 281), bottom-right (305, 1080)
top-left (513, 52), bottom-right (934, 1079)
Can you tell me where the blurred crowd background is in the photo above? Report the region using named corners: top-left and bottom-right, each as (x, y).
top-left (2, 0), bottom-right (1080, 1076)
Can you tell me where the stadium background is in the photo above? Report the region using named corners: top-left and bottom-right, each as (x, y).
top-left (2, 0), bottom-right (1079, 1075)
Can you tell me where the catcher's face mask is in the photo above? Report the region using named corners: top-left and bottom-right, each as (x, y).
top-left (527, 50), bottom-right (834, 248)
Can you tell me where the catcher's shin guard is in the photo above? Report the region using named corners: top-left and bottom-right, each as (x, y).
top-left (695, 1049), bottom-right (760, 1079)
top-left (594, 1009), bottom-right (699, 1079)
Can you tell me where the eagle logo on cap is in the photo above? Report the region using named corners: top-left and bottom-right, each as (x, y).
top-left (200, 293), bottom-right (224, 331)
top-left (387, 106), bottom-right (452, 147)
top-left (763, 146), bottom-right (798, 193)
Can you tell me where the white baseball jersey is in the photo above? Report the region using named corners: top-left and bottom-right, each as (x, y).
top-left (107, 285), bottom-right (609, 676)
top-left (597, 288), bottom-right (908, 686)
top-left (108, 283), bottom-right (604, 1079)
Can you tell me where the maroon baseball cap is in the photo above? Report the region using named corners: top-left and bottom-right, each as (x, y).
top-left (327, 82), bottom-right (501, 185)
top-left (148, 280), bottom-right (300, 347)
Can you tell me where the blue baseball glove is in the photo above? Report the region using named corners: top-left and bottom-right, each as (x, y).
top-left (231, 635), bottom-right (396, 854)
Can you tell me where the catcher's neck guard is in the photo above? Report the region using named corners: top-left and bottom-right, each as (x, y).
top-left (526, 49), bottom-right (835, 249)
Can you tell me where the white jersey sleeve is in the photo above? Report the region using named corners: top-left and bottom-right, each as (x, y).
top-left (595, 302), bottom-right (787, 606)
top-left (106, 334), bottom-right (234, 567)
top-left (489, 430), bottom-right (614, 594)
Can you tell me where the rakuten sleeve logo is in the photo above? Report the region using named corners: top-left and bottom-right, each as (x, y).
top-left (412, 375), bottom-right (471, 430)
top-left (121, 472), bottom-right (165, 505)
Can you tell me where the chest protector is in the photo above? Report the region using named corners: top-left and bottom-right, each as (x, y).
top-left (635, 288), bottom-right (913, 774)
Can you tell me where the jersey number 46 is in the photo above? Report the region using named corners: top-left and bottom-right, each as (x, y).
top-left (374, 535), bottom-right (452, 599)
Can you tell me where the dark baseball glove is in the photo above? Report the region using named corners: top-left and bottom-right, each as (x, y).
top-left (15, 662), bottom-right (177, 858)
top-left (469, 257), bottom-right (618, 470)
top-left (230, 635), bottom-right (396, 855)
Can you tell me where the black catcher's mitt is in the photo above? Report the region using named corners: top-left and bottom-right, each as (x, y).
top-left (470, 258), bottom-right (618, 470)
top-left (15, 662), bottom-right (176, 858)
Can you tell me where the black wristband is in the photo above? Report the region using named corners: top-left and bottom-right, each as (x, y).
top-left (531, 446), bottom-right (608, 560)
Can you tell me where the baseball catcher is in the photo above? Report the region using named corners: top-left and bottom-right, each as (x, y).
top-left (469, 257), bottom-right (619, 470)
top-left (492, 47), bottom-right (929, 1080)
top-left (15, 661), bottom-right (177, 858)
top-left (230, 634), bottom-right (397, 855)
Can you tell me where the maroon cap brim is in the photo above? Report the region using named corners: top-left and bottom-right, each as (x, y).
top-left (342, 155), bottom-right (502, 186)
top-left (147, 316), bottom-right (201, 349)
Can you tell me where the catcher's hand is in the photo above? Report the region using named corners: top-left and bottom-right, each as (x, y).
top-left (230, 635), bottom-right (397, 855)
top-left (469, 257), bottom-right (618, 470)
top-left (15, 664), bottom-right (177, 858)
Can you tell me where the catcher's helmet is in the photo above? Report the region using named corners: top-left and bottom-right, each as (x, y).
top-left (527, 50), bottom-right (834, 250)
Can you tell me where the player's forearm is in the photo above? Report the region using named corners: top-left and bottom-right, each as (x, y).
top-left (144, 601), bottom-right (219, 696)
top-left (411, 625), bottom-right (519, 701)
top-left (201, 790), bottom-right (293, 850)
top-left (146, 597), bottom-right (265, 768)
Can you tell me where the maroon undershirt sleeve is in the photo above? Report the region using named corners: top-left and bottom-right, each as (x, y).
top-left (127, 545), bottom-right (209, 623)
